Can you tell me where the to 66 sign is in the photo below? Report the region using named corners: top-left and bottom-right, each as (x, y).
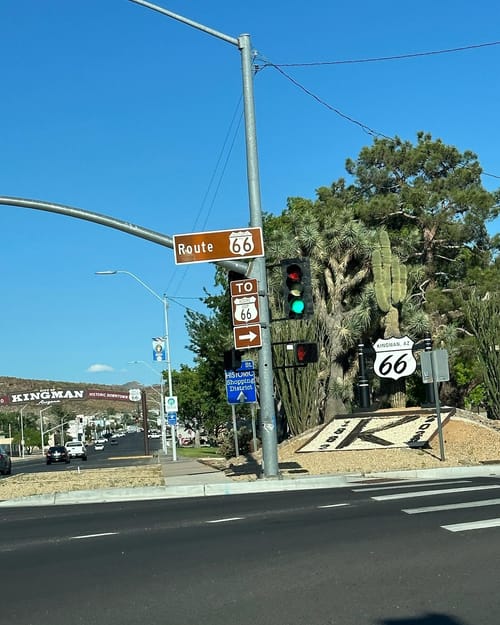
top-left (373, 336), bottom-right (417, 380)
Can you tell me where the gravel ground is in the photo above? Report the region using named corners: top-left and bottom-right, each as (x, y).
top-left (0, 464), bottom-right (164, 501)
top-left (223, 414), bottom-right (500, 480)
top-left (1, 413), bottom-right (499, 499)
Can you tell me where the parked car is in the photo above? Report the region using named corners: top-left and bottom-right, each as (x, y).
top-left (46, 446), bottom-right (70, 465)
top-left (65, 440), bottom-right (87, 460)
top-left (0, 444), bottom-right (12, 475)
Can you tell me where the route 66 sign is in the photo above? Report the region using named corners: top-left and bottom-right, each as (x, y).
top-left (173, 227), bottom-right (264, 265)
top-left (230, 278), bottom-right (260, 327)
top-left (233, 295), bottom-right (258, 323)
top-left (373, 336), bottom-right (417, 380)
top-left (228, 230), bottom-right (255, 255)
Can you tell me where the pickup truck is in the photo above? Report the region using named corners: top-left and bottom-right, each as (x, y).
top-left (65, 441), bottom-right (87, 460)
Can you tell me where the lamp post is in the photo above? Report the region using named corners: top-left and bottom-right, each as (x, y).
top-left (128, 359), bottom-right (175, 459)
top-left (19, 405), bottom-right (27, 458)
top-left (96, 269), bottom-right (176, 460)
top-left (39, 406), bottom-right (51, 454)
top-left (130, 0), bottom-right (279, 477)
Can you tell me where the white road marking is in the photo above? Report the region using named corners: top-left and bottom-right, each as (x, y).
top-left (372, 485), bottom-right (500, 501)
top-left (206, 517), bottom-right (243, 524)
top-left (352, 480), bottom-right (470, 493)
top-left (317, 503), bottom-right (350, 509)
top-left (403, 498), bottom-right (500, 514)
top-left (70, 532), bottom-right (118, 540)
top-left (442, 518), bottom-right (500, 532)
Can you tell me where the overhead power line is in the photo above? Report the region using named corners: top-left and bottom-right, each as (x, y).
top-left (265, 40), bottom-right (500, 68)
top-left (257, 50), bottom-right (500, 181)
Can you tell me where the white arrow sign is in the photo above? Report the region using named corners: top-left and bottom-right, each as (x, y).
top-left (233, 324), bottom-right (262, 349)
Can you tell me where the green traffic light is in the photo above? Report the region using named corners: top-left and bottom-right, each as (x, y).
top-left (290, 299), bottom-right (305, 314)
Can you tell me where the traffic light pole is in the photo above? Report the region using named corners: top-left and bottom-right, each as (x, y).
top-left (129, 1), bottom-right (280, 478)
top-left (239, 35), bottom-right (280, 478)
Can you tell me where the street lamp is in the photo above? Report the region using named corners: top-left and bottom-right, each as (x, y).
top-left (39, 406), bottom-right (51, 454)
top-left (96, 269), bottom-right (176, 460)
top-left (19, 405), bottom-right (27, 458)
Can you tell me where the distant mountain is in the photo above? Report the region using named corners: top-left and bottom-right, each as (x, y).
top-left (0, 376), bottom-right (160, 415)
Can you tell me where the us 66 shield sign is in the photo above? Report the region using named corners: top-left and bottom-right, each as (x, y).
top-left (373, 336), bottom-right (417, 380)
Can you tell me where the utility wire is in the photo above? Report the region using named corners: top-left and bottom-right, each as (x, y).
top-left (266, 39), bottom-right (500, 68)
top-left (165, 95), bottom-right (244, 298)
top-left (259, 59), bottom-right (500, 180)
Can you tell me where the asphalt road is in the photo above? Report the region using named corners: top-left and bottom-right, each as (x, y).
top-left (1, 476), bottom-right (499, 625)
top-left (6, 432), bottom-right (161, 474)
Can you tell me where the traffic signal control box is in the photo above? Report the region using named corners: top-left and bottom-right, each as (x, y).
top-left (281, 258), bottom-right (314, 320)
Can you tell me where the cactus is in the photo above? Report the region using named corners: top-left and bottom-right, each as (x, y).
top-left (372, 230), bottom-right (407, 337)
top-left (372, 231), bottom-right (409, 408)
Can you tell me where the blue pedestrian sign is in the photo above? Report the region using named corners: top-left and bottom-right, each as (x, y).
top-left (225, 360), bottom-right (257, 404)
top-left (167, 413), bottom-right (177, 426)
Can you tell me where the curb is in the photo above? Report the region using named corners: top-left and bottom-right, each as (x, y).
top-left (1, 463), bottom-right (499, 508)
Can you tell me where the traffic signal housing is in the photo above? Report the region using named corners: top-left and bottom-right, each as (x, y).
top-left (223, 348), bottom-right (242, 371)
top-left (281, 258), bottom-right (313, 320)
top-left (294, 342), bottom-right (319, 365)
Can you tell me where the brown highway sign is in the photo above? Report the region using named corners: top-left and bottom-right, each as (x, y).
top-left (173, 227), bottom-right (264, 265)
top-left (234, 324), bottom-right (262, 349)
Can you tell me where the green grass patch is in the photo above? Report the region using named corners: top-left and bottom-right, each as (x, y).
top-left (177, 446), bottom-right (222, 458)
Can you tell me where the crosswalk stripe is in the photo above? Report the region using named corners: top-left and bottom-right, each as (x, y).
top-left (403, 498), bottom-right (500, 514)
top-left (441, 518), bottom-right (500, 532)
top-left (372, 485), bottom-right (500, 501)
top-left (317, 503), bottom-right (350, 509)
top-left (352, 480), bottom-right (470, 493)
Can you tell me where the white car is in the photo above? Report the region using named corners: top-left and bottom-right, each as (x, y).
top-left (65, 441), bottom-right (87, 460)
top-left (94, 441), bottom-right (105, 451)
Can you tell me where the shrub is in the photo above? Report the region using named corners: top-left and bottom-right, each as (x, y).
top-left (218, 426), bottom-right (253, 459)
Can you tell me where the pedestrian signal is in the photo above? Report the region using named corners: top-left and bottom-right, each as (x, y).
top-left (294, 342), bottom-right (319, 365)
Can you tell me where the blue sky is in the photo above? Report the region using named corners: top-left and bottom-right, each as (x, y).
top-left (1, 0), bottom-right (499, 388)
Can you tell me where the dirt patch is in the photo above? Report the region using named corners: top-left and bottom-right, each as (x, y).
top-left (0, 464), bottom-right (164, 501)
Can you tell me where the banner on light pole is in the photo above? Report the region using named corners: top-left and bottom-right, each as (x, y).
top-left (152, 337), bottom-right (166, 361)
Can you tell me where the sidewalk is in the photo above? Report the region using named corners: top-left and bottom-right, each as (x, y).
top-left (2, 453), bottom-right (499, 508)
top-left (158, 454), bottom-right (234, 486)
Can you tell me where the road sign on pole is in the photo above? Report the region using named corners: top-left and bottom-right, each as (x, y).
top-left (420, 350), bottom-right (450, 383)
top-left (233, 324), bottom-right (262, 350)
top-left (225, 360), bottom-right (257, 404)
top-left (167, 413), bottom-right (178, 426)
top-left (173, 227), bottom-right (264, 265)
top-left (231, 278), bottom-right (260, 326)
top-left (164, 396), bottom-right (178, 412)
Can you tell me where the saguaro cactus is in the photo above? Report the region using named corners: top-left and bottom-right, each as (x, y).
top-left (373, 230), bottom-right (407, 338)
top-left (372, 230), bottom-right (409, 408)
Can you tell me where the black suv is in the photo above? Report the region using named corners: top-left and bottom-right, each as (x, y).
top-left (0, 444), bottom-right (12, 475)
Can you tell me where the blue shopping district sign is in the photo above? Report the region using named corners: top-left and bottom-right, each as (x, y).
top-left (225, 360), bottom-right (257, 404)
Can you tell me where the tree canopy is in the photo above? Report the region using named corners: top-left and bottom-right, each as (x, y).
top-left (179, 132), bottom-right (499, 439)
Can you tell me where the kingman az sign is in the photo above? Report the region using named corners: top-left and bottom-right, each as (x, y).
top-left (0, 388), bottom-right (133, 405)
